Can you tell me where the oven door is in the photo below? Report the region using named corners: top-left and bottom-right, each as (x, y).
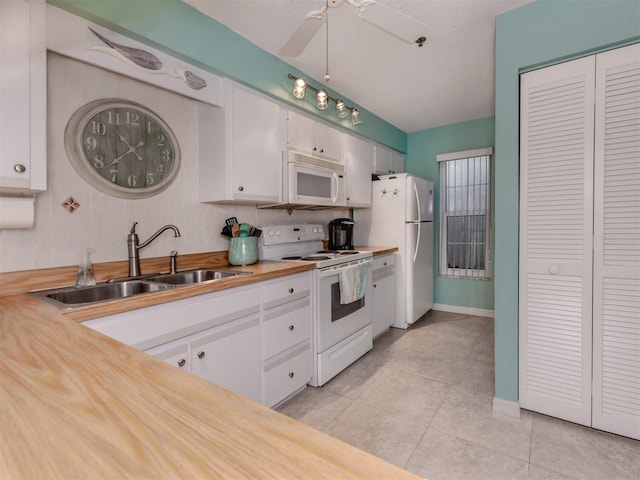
top-left (316, 258), bottom-right (372, 353)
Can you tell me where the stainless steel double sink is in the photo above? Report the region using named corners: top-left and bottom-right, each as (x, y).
top-left (29, 269), bottom-right (250, 308)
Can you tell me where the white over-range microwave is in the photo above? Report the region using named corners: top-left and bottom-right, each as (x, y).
top-left (261, 150), bottom-right (347, 209)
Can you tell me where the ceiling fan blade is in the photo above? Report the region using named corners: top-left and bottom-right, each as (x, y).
top-left (279, 13), bottom-right (325, 57)
top-left (357, 2), bottom-right (427, 45)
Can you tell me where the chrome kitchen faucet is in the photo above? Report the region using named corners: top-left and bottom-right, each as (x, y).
top-left (127, 222), bottom-right (181, 277)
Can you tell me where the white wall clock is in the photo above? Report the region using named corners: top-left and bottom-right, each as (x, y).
top-left (64, 98), bottom-right (181, 198)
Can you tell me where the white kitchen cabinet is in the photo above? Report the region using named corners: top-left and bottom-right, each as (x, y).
top-left (189, 315), bottom-right (261, 402)
top-left (146, 341), bottom-right (189, 371)
top-left (83, 271), bottom-right (314, 408)
top-left (199, 80), bottom-right (282, 205)
top-left (372, 254), bottom-right (396, 338)
top-left (144, 315), bottom-right (261, 403)
top-left (519, 44), bottom-right (639, 440)
top-left (286, 109), bottom-right (343, 161)
top-left (0, 0), bottom-right (46, 194)
top-left (261, 272), bottom-right (313, 407)
top-left (343, 133), bottom-right (373, 208)
top-left (373, 145), bottom-right (404, 175)
top-left (84, 284), bottom-right (262, 401)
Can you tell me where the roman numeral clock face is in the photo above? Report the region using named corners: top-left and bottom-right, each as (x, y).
top-left (65, 99), bottom-right (180, 198)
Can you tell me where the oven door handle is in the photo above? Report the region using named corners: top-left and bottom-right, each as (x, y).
top-left (318, 258), bottom-right (372, 278)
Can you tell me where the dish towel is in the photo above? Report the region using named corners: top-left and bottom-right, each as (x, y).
top-left (339, 262), bottom-right (370, 304)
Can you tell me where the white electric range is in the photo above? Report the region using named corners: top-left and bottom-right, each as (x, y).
top-left (259, 224), bottom-right (373, 386)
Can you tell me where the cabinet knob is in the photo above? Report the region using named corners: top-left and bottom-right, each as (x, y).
top-left (288, 325), bottom-right (294, 331)
top-left (13, 164), bottom-right (26, 174)
top-left (288, 288), bottom-right (294, 294)
top-left (548, 265), bottom-right (559, 275)
top-left (373, 284), bottom-right (377, 288)
top-left (197, 351), bottom-right (205, 359)
top-left (288, 372), bottom-right (294, 378)
top-left (238, 186), bottom-right (244, 192)
top-left (383, 262), bottom-right (387, 266)
top-left (177, 358), bottom-right (186, 367)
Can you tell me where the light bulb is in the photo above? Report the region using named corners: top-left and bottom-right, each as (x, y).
top-left (351, 108), bottom-right (361, 125)
top-left (316, 89), bottom-right (328, 110)
top-left (293, 77), bottom-right (306, 99)
top-left (336, 99), bottom-right (348, 119)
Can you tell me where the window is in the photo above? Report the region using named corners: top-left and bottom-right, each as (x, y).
top-left (437, 148), bottom-right (492, 279)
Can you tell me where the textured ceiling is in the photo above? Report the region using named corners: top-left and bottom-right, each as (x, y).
top-left (183, 0), bottom-right (532, 133)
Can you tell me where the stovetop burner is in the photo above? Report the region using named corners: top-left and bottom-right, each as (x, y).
top-left (282, 256), bottom-right (302, 260)
top-left (302, 256), bottom-right (331, 261)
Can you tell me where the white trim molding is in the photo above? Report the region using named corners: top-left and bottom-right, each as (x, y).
top-left (436, 147), bottom-right (493, 162)
top-left (433, 304), bottom-right (494, 318)
top-left (493, 397), bottom-right (521, 418)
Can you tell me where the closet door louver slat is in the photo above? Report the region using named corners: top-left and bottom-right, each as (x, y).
top-left (592, 44), bottom-right (640, 440)
top-left (519, 56), bottom-right (595, 426)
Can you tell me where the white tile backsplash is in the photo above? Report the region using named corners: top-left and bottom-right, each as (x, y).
top-left (0, 53), bottom-right (349, 273)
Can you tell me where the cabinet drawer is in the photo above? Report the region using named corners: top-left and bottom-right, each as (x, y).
top-left (263, 343), bottom-right (312, 407)
top-left (262, 297), bottom-right (311, 359)
top-left (373, 254), bottom-right (395, 271)
top-left (262, 272), bottom-right (311, 310)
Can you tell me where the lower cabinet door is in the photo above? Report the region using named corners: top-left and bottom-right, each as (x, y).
top-left (263, 343), bottom-right (312, 407)
top-left (190, 314), bottom-right (261, 403)
top-left (146, 341), bottom-right (190, 371)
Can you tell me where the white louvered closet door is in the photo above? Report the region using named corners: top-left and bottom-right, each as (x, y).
top-left (592, 44), bottom-right (640, 440)
top-left (519, 56), bottom-right (595, 426)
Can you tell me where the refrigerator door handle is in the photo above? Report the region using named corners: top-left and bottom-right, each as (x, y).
top-left (413, 181), bottom-right (422, 222)
top-left (413, 222), bottom-right (421, 263)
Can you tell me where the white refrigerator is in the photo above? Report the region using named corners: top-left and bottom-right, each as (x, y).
top-left (355, 173), bottom-right (434, 329)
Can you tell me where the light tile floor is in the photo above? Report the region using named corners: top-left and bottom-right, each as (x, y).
top-left (277, 310), bottom-right (640, 479)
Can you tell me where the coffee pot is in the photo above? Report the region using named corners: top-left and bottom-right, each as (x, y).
top-left (328, 218), bottom-right (355, 250)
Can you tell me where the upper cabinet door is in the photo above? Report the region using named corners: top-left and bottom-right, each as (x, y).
top-left (199, 81), bottom-right (282, 205)
top-left (286, 110), bottom-right (343, 161)
top-left (373, 145), bottom-right (403, 174)
top-left (315, 121), bottom-right (343, 160)
top-left (343, 133), bottom-right (372, 208)
top-left (287, 110), bottom-right (316, 154)
top-left (229, 85), bottom-right (282, 202)
top-left (0, 0), bottom-right (46, 194)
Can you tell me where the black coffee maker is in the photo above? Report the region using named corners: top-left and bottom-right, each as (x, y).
top-left (328, 218), bottom-right (355, 250)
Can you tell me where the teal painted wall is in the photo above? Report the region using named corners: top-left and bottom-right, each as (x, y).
top-left (494, 0), bottom-right (640, 402)
top-left (407, 117), bottom-right (495, 311)
top-left (49, 0), bottom-right (407, 152)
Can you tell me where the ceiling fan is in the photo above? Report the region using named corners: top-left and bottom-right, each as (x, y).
top-left (279, 0), bottom-right (427, 58)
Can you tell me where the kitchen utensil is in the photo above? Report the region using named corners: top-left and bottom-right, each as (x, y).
top-left (225, 217), bottom-right (238, 227)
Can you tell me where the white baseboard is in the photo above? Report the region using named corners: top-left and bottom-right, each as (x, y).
top-left (492, 397), bottom-right (521, 418)
top-left (433, 303), bottom-right (495, 318)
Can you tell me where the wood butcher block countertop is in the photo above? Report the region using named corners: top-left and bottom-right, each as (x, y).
top-left (1, 247), bottom-right (414, 479)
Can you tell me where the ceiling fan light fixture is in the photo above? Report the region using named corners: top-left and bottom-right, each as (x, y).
top-left (316, 89), bottom-right (329, 110)
top-left (335, 99), bottom-right (348, 118)
top-left (351, 108), bottom-right (361, 125)
top-left (293, 77), bottom-right (307, 99)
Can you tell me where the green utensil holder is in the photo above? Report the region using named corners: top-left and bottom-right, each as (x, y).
top-left (228, 236), bottom-right (258, 266)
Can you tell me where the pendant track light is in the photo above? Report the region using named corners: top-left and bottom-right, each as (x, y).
top-left (288, 74), bottom-right (363, 125)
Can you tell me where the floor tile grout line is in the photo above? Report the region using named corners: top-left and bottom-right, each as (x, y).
top-left (401, 384), bottom-right (450, 470)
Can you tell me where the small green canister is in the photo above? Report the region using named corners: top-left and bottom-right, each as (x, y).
top-left (228, 236), bottom-right (258, 266)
